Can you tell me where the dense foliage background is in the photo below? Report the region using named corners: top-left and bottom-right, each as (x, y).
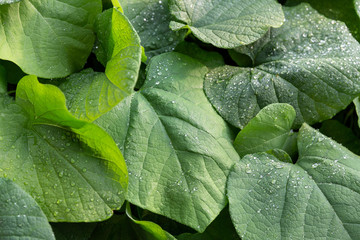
top-left (0, 0), bottom-right (359, 239)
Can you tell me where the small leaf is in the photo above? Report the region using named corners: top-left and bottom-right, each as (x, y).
top-left (0, 178), bottom-right (55, 240)
top-left (94, 8), bottom-right (142, 93)
top-left (205, 4), bottom-right (360, 128)
top-left (228, 124), bottom-right (360, 239)
top-left (0, 0), bottom-right (102, 78)
top-left (234, 103), bottom-right (296, 157)
top-left (169, 0), bottom-right (284, 48)
top-left (95, 52), bottom-right (239, 231)
top-left (0, 76), bottom-right (128, 222)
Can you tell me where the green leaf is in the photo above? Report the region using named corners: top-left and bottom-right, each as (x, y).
top-left (0, 0), bottom-right (21, 5)
top-left (287, 0), bottom-right (360, 42)
top-left (169, 0), bottom-right (284, 49)
top-left (0, 75), bottom-right (127, 222)
top-left (177, 207), bottom-right (240, 240)
top-left (0, 0), bottom-right (102, 78)
top-left (174, 42), bottom-right (224, 69)
top-left (59, 69), bottom-right (124, 121)
top-left (320, 120), bottom-right (360, 155)
top-left (204, 4), bottom-right (360, 129)
top-left (95, 52), bottom-right (239, 232)
top-left (121, 0), bottom-right (186, 60)
top-left (126, 203), bottom-right (176, 240)
top-left (234, 103), bottom-right (296, 157)
top-left (0, 65), bottom-right (6, 94)
top-left (353, 97), bottom-right (360, 128)
top-left (0, 178), bottom-right (55, 239)
top-left (227, 124), bottom-right (360, 239)
top-left (94, 8), bottom-right (142, 93)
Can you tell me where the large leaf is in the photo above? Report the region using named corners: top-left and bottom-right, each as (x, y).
top-left (94, 8), bottom-right (142, 93)
top-left (234, 103), bottom-right (296, 157)
top-left (287, 0), bottom-right (360, 42)
top-left (121, 0), bottom-right (186, 60)
top-left (0, 75), bottom-right (127, 222)
top-left (95, 52), bottom-right (239, 231)
top-left (169, 0), bottom-right (284, 49)
top-left (0, 178), bottom-right (55, 239)
top-left (227, 124), bottom-right (360, 239)
top-left (204, 3), bottom-right (360, 129)
top-left (0, 0), bottom-right (21, 5)
top-left (0, 0), bottom-right (102, 78)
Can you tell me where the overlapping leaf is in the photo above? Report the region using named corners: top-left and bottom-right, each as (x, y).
top-left (121, 0), bottom-right (186, 59)
top-left (95, 52), bottom-right (239, 231)
top-left (0, 76), bottom-right (127, 222)
top-left (0, 0), bottom-right (102, 78)
top-left (228, 124), bottom-right (360, 239)
top-left (169, 0), bottom-right (284, 48)
top-left (0, 178), bottom-right (55, 239)
top-left (61, 8), bottom-right (142, 121)
top-left (204, 4), bottom-right (360, 128)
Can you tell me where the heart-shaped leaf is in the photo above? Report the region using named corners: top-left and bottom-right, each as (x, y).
top-left (95, 52), bottom-right (239, 232)
top-left (204, 4), bottom-right (360, 128)
top-left (169, 0), bottom-right (284, 48)
top-left (227, 124), bottom-right (360, 239)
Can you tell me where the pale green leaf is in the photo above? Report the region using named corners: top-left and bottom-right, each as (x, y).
top-left (228, 124), bottom-right (360, 239)
top-left (95, 52), bottom-right (239, 232)
top-left (205, 4), bottom-right (360, 128)
top-left (0, 178), bottom-right (55, 240)
top-left (0, 76), bottom-right (128, 222)
top-left (0, 0), bottom-right (102, 78)
top-left (169, 0), bottom-right (284, 48)
top-left (234, 103), bottom-right (296, 157)
top-left (121, 0), bottom-right (186, 60)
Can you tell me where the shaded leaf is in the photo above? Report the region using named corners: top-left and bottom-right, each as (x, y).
top-left (169, 0), bottom-right (284, 48)
top-left (0, 178), bottom-right (55, 240)
top-left (121, 0), bottom-right (186, 60)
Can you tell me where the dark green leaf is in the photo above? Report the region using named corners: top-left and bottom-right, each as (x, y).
top-left (204, 4), bottom-right (360, 128)
top-left (0, 178), bottom-right (55, 240)
top-left (169, 0), bottom-right (284, 48)
top-left (95, 52), bottom-right (239, 232)
top-left (121, 0), bottom-right (186, 60)
top-left (228, 124), bottom-right (360, 239)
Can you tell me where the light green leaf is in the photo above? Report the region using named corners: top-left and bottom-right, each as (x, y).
top-left (59, 69), bottom-right (124, 121)
top-left (0, 75), bottom-right (127, 222)
top-left (0, 178), bottom-right (55, 240)
top-left (94, 8), bottom-right (141, 93)
top-left (0, 0), bottom-right (102, 78)
top-left (228, 124), bottom-right (360, 239)
top-left (204, 4), bottom-right (360, 129)
top-left (353, 97), bottom-right (360, 128)
top-left (0, 0), bottom-right (21, 5)
top-left (320, 120), bottom-right (360, 155)
top-left (174, 42), bottom-right (224, 69)
top-left (169, 0), bottom-right (284, 49)
top-left (126, 203), bottom-right (176, 240)
top-left (95, 52), bottom-right (239, 232)
top-left (234, 103), bottom-right (296, 157)
top-left (121, 0), bottom-right (186, 60)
